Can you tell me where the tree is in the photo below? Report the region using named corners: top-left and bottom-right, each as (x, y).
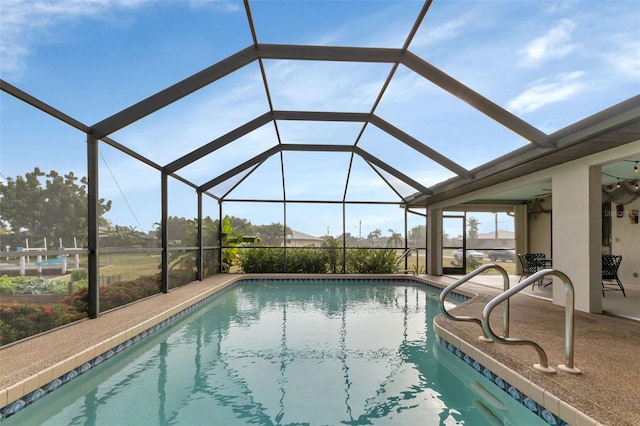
top-left (226, 216), bottom-right (255, 236)
top-left (408, 225), bottom-right (425, 248)
top-left (386, 229), bottom-right (403, 248)
top-left (467, 216), bottom-right (480, 240)
top-left (367, 228), bottom-right (382, 240)
top-left (220, 216), bottom-right (260, 271)
top-left (154, 216), bottom-right (194, 243)
top-left (101, 225), bottom-right (151, 248)
top-left (321, 236), bottom-right (343, 273)
top-left (339, 232), bottom-right (360, 247)
top-left (163, 215), bottom-right (220, 276)
top-left (253, 222), bottom-right (289, 246)
top-left (0, 168), bottom-right (111, 246)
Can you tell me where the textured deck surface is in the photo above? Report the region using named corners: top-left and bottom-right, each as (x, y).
top-left (1, 274), bottom-right (638, 425)
top-left (427, 275), bottom-right (640, 426)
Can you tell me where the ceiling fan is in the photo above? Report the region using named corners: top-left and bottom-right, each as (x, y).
top-left (533, 188), bottom-right (552, 197)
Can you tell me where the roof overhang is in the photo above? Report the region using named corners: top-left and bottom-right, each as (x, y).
top-left (406, 95), bottom-right (640, 207)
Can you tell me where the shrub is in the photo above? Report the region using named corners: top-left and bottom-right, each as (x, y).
top-left (466, 256), bottom-right (483, 273)
top-left (0, 319), bottom-right (13, 346)
top-left (239, 248), bottom-right (285, 273)
top-left (0, 303), bottom-right (86, 346)
top-left (285, 249), bottom-right (327, 273)
top-left (240, 247), bottom-right (397, 274)
top-left (346, 248), bottom-right (396, 273)
top-left (0, 272), bottom-right (187, 346)
top-left (71, 268), bottom-right (88, 281)
top-left (321, 237), bottom-right (343, 273)
top-left (63, 273), bottom-right (163, 313)
top-left (63, 286), bottom-right (89, 313)
top-left (168, 268), bottom-right (197, 289)
top-left (0, 275), bottom-right (69, 295)
top-left (0, 276), bottom-right (13, 295)
top-left (240, 248), bottom-right (329, 273)
top-left (411, 264), bottom-right (426, 274)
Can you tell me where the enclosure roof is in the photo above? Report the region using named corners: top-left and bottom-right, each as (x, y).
top-left (1, 0), bottom-right (639, 213)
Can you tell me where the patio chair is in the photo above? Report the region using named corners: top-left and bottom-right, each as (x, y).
top-left (602, 255), bottom-right (625, 297)
top-left (518, 253), bottom-right (548, 289)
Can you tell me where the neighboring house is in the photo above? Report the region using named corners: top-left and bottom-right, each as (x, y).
top-left (444, 230), bottom-right (515, 250)
top-left (472, 230), bottom-right (515, 250)
top-left (285, 230), bottom-right (325, 247)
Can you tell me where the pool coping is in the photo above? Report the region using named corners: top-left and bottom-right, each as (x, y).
top-left (433, 322), bottom-right (591, 426)
top-left (0, 275), bottom-right (244, 420)
top-left (0, 274), bottom-right (596, 424)
top-left (429, 276), bottom-right (640, 426)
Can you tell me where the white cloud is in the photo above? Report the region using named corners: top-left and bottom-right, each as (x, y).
top-left (187, 0), bottom-right (241, 12)
top-left (542, 1), bottom-right (573, 15)
top-left (507, 71), bottom-right (585, 115)
top-left (602, 36), bottom-right (640, 81)
top-left (0, 0), bottom-right (144, 78)
top-left (264, 60), bottom-right (388, 111)
top-left (520, 18), bottom-right (577, 67)
top-left (376, 68), bottom-right (437, 110)
top-left (0, 0), bottom-right (240, 79)
top-left (119, 88), bottom-right (270, 168)
top-left (410, 14), bottom-right (473, 49)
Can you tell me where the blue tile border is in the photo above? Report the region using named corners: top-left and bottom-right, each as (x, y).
top-left (436, 335), bottom-right (568, 426)
top-left (0, 277), bottom-right (465, 421)
top-left (0, 281), bottom-right (240, 422)
top-left (239, 277), bottom-right (471, 302)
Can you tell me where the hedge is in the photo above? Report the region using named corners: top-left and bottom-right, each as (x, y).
top-left (1, 272), bottom-right (165, 346)
top-left (239, 247), bottom-right (396, 274)
top-left (0, 303), bottom-right (86, 346)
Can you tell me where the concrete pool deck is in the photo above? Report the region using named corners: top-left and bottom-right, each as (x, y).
top-left (427, 274), bottom-right (640, 426)
top-left (1, 274), bottom-right (638, 425)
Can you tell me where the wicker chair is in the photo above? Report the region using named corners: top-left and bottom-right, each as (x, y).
top-left (602, 255), bottom-right (625, 297)
top-left (518, 253), bottom-right (548, 289)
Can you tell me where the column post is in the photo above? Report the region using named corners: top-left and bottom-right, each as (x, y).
top-left (87, 134), bottom-right (99, 318)
top-left (514, 204), bottom-right (528, 275)
top-left (161, 171), bottom-right (169, 293)
top-left (197, 190), bottom-right (203, 281)
top-left (552, 165), bottom-right (602, 313)
top-left (426, 208), bottom-right (442, 275)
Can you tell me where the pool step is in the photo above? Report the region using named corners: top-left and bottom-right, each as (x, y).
top-left (473, 400), bottom-right (504, 426)
top-left (470, 381), bottom-right (507, 411)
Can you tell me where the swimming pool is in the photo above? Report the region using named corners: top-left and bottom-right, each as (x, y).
top-left (3, 279), bottom-right (548, 425)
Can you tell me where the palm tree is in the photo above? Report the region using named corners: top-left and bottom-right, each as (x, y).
top-left (467, 217), bottom-right (480, 240)
top-left (387, 229), bottom-right (403, 248)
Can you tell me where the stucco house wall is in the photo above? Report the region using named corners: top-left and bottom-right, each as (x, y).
top-left (611, 197), bottom-right (640, 285)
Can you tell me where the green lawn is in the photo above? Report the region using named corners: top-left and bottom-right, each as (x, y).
top-left (73, 250), bottom-right (518, 279)
top-left (44, 252), bottom-right (159, 285)
top-left (98, 253), bottom-right (161, 282)
top-left (408, 250), bottom-right (518, 275)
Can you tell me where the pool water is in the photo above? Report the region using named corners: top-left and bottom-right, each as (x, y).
top-left (6, 280), bottom-right (546, 425)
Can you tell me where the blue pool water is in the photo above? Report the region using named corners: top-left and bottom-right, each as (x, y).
top-left (5, 280), bottom-right (547, 425)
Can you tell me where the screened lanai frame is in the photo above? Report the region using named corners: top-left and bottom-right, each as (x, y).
top-left (2, 0), bottom-right (639, 319)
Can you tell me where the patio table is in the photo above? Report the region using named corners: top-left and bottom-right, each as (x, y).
top-left (536, 258), bottom-right (552, 287)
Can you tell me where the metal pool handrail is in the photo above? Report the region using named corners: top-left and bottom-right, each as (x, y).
top-left (395, 248), bottom-right (418, 274)
top-left (439, 264), bottom-right (510, 342)
top-left (482, 269), bottom-right (581, 375)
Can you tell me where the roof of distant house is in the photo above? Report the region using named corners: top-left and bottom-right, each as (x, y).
top-left (289, 230), bottom-right (325, 241)
top-left (476, 230), bottom-right (515, 239)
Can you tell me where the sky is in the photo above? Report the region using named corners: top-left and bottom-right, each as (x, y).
top-left (1, 0), bottom-right (639, 240)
